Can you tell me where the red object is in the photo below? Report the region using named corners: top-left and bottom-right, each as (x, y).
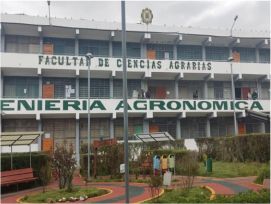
top-left (154, 169), bottom-right (160, 176)
top-left (93, 138), bottom-right (117, 148)
top-left (238, 122), bottom-right (246, 135)
top-left (241, 87), bottom-right (250, 99)
top-left (42, 84), bottom-right (54, 98)
top-left (1, 168), bottom-right (37, 186)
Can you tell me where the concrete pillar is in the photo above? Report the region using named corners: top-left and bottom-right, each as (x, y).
top-left (257, 80), bottom-right (262, 99)
top-left (256, 48), bottom-right (260, 63)
top-left (175, 80), bottom-right (179, 99)
top-left (75, 119), bottom-right (80, 165)
top-left (143, 119), bottom-right (149, 133)
top-left (75, 37), bottom-right (79, 56)
top-left (229, 47), bottom-right (233, 57)
top-left (176, 119), bottom-right (181, 140)
top-left (39, 75), bottom-right (42, 98)
top-left (141, 79), bottom-right (147, 91)
top-left (258, 122), bottom-right (265, 133)
top-left (0, 72), bottom-right (3, 98)
top-left (141, 43), bottom-right (147, 58)
top-left (110, 119), bottom-right (114, 138)
top-left (173, 44), bottom-right (177, 60)
top-left (76, 77), bottom-right (79, 98)
top-left (1, 33), bottom-right (5, 52)
top-left (38, 120), bottom-right (42, 151)
top-left (110, 77), bottom-right (113, 98)
top-left (39, 35), bottom-right (43, 54)
top-left (109, 40), bottom-right (113, 57)
top-left (203, 81), bottom-right (208, 99)
top-left (202, 45), bottom-right (206, 61)
top-left (206, 118), bottom-right (211, 137)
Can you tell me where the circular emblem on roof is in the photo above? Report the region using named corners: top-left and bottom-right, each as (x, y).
top-left (141, 8), bottom-right (153, 25)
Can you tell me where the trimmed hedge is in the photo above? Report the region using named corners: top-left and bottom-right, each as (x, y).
top-left (195, 133), bottom-right (270, 162)
top-left (1, 152), bottom-right (51, 180)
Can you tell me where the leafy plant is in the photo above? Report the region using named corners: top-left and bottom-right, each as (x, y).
top-left (148, 175), bottom-right (163, 201)
top-left (254, 163), bottom-right (270, 184)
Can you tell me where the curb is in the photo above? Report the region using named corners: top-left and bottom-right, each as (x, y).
top-left (202, 185), bottom-right (216, 200)
top-left (135, 188), bottom-right (165, 203)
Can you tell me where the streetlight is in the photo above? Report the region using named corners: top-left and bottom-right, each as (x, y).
top-left (229, 15), bottom-right (239, 136)
top-left (85, 52), bottom-right (93, 181)
top-left (228, 57), bottom-right (238, 136)
top-left (230, 15), bottom-right (238, 37)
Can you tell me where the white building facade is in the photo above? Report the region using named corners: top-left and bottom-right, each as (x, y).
top-left (0, 14), bottom-right (270, 162)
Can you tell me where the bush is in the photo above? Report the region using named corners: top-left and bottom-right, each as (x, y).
top-left (212, 189), bottom-right (270, 203)
top-left (195, 134), bottom-right (270, 162)
top-left (1, 152), bottom-right (51, 181)
top-left (254, 163), bottom-right (270, 184)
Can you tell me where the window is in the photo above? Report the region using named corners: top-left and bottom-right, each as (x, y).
top-left (79, 40), bottom-right (109, 57)
top-left (181, 118), bottom-right (206, 138)
top-left (43, 37), bottom-right (75, 55)
top-left (206, 46), bottom-right (229, 61)
top-left (259, 49), bottom-right (270, 63)
top-left (43, 77), bottom-right (76, 98)
top-left (3, 119), bottom-right (38, 132)
top-left (210, 117), bottom-right (234, 137)
top-left (147, 44), bottom-right (173, 60)
top-left (79, 78), bottom-right (110, 98)
top-left (114, 118), bottom-right (143, 140)
top-left (4, 76), bottom-right (38, 98)
top-left (232, 47), bottom-right (256, 63)
top-left (5, 35), bottom-right (39, 53)
top-left (149, 118), bottom-right (176, 138)
top-left (112, 42), bottom-right (141, 58)
top-left (113, 79), bottom-right (141, 99)
top-left (177, 45), bottom-right (202, 60)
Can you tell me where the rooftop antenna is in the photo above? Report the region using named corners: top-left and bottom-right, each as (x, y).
top-left (47, 0), bottom-right (51, 25)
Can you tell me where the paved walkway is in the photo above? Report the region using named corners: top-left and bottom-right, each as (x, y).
top-left (1, 176), bottom-right (269, 203)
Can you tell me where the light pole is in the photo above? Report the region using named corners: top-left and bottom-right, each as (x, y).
top-left (229, 15), bottom-right (239, 136)
top-left (85, 53), bottom-right (93, 181)
top-left (228, 57), bottom-right (238, 136)
top-left (121, 1), bottom-right (130, 203)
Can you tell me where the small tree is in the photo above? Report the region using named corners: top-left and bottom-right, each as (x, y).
top-left (52, 143), bottom-right (77, 192)
top-left (148, 175), bottom-right (163, 201)
top-left (39, 161), bottom-right (52, 193)
top-left (179, 151), bottom-right (199, 190)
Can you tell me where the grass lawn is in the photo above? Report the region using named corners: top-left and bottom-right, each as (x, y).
top-left (197, 161), bottom-right (267, 178)
top-left (21, 186), bottom-right (108, 203)
top-left (146, 187), bottom-right (211, 203)
top-left (146, 187), bottom-right (270, 203)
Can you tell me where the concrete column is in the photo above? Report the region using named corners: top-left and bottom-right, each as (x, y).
top-left (141, 43), bottom-right (147, 59)
top-left (229, 47), bottom-right (233, 57)
top-left (258, 122), bottom-right (265, 133)
top-left (75, 119), bottom-right (80, 165)
top-left (39, 75), bottom-right (42, 98)
top-left (202, 45), bottom-right (206, 61)
top-left (203, 81), bottom-right (208, 99)
top-left (1, 33), bottom-right (5, 52)
top-left (176, 119), bottom-right (181, 140)
top-left (0, 72), bottom-right (3, 98)
top-left (257, 80), bottom-right (262, 99)
top-left (110, 77), bottom-right (113, 98)
top-left (75, 37), bottom-right (79, 56)
top-left (141, 79), bottom-right (147, 91)
top-left (173, 44), bottom-right (177, 60)
top-left (175, 80), bottom-right (179, 99)
top-left (109, 40), bottom-right (113, 57)
top-left (143, 119), bottom-right (149, 133)
top-left (255, 48), bottom-right (260, 63)
top-left (39, 35), bottom-right (43, 54)
top-left (206, 118), bottom-right (211, 137)
top-left (76, 77), bottom-right (79, 98)
top-left (38, 120), bottom-right (42, 151)
top-left (110, 119), bottom-right (114, 138)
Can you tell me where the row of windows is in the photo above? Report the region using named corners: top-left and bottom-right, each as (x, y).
top-left (4, 35), bottom-right (270, 63)
top-left (3, 77), bottom-right (270, 100)
top-left (3, 117), bottom-right (267, 143)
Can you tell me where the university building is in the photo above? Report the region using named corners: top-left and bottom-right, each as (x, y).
top-left (0, 14), bottom-right (270, 163)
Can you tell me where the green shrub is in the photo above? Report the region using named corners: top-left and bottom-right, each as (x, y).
top-left (196, 134), bottom-right (270, 162)
top-left (254, 164), bottom-right (270, 184)
top-left (1, 152), bottom-right (51, 180)
top-left (212, 189), bottom-right (270, 203)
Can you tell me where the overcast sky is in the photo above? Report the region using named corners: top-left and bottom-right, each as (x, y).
top-left (1, 0), bottom-right (270, 31)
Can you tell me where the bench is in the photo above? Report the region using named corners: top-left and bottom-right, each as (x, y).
top-left (1, 168), bottom-right (38, 187)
